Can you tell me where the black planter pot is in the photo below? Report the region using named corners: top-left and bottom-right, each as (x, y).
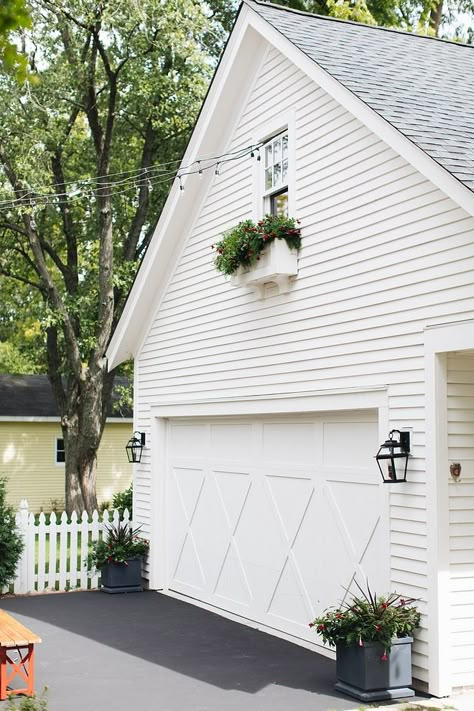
top-left (334, 636), bottom-right (415, 702)
top-left (99, 558), bottom-right (143, 594)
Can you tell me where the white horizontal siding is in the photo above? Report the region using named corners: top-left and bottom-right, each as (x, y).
top-left (448, 353), bottom-right (474, 689)
top-left (134, 43), bottom-right (474, 684)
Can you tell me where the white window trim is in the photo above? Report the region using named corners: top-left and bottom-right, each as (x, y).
top-left (262, 131), bottom-right (289, 214)
top-left (252, 109), bottom-right (296, 220)
top-left (55, 436), bottom-right (65, 466)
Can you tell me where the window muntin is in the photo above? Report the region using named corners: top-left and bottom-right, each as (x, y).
top-left (55, 437), bottom-right (65, 464)
top-left (264, 132), bottom-right (288, 193)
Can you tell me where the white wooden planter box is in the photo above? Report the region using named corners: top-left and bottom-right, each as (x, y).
top-left (230, 238), bottom-right (298, 298)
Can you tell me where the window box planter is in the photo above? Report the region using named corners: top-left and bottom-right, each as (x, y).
top-left (334, 636), bottom-right (415, 702)
top-left (230, 238), bottom-right (298, 298)
top-left (99, 558), bottom-right (143, 594)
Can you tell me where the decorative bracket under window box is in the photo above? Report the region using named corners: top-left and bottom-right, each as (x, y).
top-left (230, 239), bottom-right (298, 298)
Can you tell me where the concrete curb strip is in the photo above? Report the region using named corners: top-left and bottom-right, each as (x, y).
top-left (343, 692), bottom-right (474, 711)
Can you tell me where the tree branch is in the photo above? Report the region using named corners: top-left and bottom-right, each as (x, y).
top-left (123, 114), bottom-right (156, 261)
top-left (9, 242), bottom-right (44, 278)
top-left (91, 30), bottom-right (117, 175)
top-left (84, 43), bottom-right (103, 159)
top-left (0, 221), bottom-right (28, 237)
top-left (0, 145), bottom-right (83, 376)
top-left (24, 213), bottom-right (83, 377)
top-left (51, 151), bottom-right (78, 293)
top-left (46, 326), bottom-right (67, 413)
top-left (0, 266), bottom-right (46, 294)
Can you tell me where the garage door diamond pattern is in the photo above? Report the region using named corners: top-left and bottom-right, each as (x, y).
top-left (214, 470), bottom-right (251, 532)
top-left (267, 475), bottom-right (314, 544)
top-left (266, 475), bottom-right (314, 624)
top-left (213, 470), bottom-right (252, 606)
top-left (171, 467), bottom-right (206, 588)
top-left (166, 415), bottom-right (387, 646)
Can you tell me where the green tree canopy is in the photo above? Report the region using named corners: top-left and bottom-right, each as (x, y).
top-left (0, 0), bottom-right (31, 80)
top-left (274, 0), bottom-right (473, 40)
top-left (0, 0), bottom-right (226, 513)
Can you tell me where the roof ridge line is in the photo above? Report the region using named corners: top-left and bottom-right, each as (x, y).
top-left (246, 0), bottom-right (474, 49)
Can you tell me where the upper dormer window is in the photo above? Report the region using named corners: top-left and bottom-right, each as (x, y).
top-left (263, 131), bottom-right (288, 216)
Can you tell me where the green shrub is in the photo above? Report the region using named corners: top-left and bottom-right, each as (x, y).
top-left (99, 500), bottom-right (111, 514)
top-left (112, 483), bottom-right (133, 518)
top-left (0, 477), bottom-right (24, 589)
top-left (5, 688), bottom-right (48, 710)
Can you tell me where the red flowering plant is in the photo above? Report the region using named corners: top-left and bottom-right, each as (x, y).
top-left (309, 583), bottom-right (420, 660)
top-left (89, 521), bottom-right (149, 568)
top-left (212, 214), bottom-right (302, 276)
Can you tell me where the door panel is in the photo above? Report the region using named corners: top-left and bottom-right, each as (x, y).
top-left (165, 413), bottom-right (387, 646)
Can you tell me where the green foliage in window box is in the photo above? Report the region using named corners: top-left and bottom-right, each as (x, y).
top-left (0, 476), bottom-right (24, 590)
top-left (309, 582), bottom-right (420, 657)
top-left (89, 520), bottom-right (149, 569)
top-left (212, 214), bottom-right (302, 276)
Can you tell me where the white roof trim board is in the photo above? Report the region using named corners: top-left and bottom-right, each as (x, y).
top-left (106, 0), bottom-right (474, 369)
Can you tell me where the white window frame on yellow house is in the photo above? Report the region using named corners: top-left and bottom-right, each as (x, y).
top-left (55, 436), bottom-right (65, 465)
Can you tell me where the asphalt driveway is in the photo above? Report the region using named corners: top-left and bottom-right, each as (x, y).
top-left (0, 590), bottom-right (404, 711)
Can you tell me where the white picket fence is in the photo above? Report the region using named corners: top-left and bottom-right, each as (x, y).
top-left (3, 500), bottom-right (132, 595)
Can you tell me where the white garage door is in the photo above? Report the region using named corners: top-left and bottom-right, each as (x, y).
top-left (165, 411), bottom-right (388, 646)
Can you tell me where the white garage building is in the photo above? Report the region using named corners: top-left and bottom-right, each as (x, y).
top-left (107, 0), bottom-right (474, 697)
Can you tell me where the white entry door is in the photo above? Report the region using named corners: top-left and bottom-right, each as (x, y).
top-left (165, 411), bottom-right (388, 646)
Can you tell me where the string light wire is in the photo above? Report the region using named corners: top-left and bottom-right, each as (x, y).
top-left (0, 143), bottom-right (262, 212)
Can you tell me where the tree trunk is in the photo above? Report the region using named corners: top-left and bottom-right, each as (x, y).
top-left (429, 0), bottom-right (444, 36)
top-left (63, 414), bottom-right (86, 514)
top-left (61, 369), bottom-right (114, 516)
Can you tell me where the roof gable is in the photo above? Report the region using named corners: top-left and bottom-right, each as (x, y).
top-left (249, 1), bottom-right (474, 192)
top-left (106, 1), bottom-right (474, 368)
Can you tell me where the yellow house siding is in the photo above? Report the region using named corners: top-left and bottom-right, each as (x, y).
top-left (95, 424), bottom-right (134, 507)
top-left (0, 421), bottom-right (133, 512)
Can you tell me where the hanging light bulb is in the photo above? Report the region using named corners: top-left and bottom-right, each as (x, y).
top-left (198, 161), bottom-right (203, 178)
top-left (29, 198), bottom-right (37, 230)
top-left (256, 147), bottom-right (261, 162)
top-left (178, 174), bottom-right (184, 192)
top-left (215, 163), bottom-right (220, 176)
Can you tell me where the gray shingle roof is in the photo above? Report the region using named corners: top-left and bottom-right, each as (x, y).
top-left (0, 375), bottom-right (132, 418)
top-left (248, 1), bottom-right (474, 192)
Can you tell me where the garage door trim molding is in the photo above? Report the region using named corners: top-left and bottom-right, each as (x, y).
top-left (148, 387), bottom-right (389, 595)
top-left (149, 385), bottom-right (388, 419)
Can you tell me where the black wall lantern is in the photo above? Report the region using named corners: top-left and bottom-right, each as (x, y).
top-left (126, 431), bottom-right (146, 463)
top-left (375, 430), bottom-right (410, 483)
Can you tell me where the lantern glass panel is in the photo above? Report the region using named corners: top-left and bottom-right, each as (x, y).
top-left (378, 456), bottom-right (398, 482)
top-left (126, 435), bottom-right (143, 463)
top-left (376, 452), bottom-right (408, 483)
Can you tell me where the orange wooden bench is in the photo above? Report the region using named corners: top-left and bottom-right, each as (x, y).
top-left (0, 610), bottom-right (41, 700)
